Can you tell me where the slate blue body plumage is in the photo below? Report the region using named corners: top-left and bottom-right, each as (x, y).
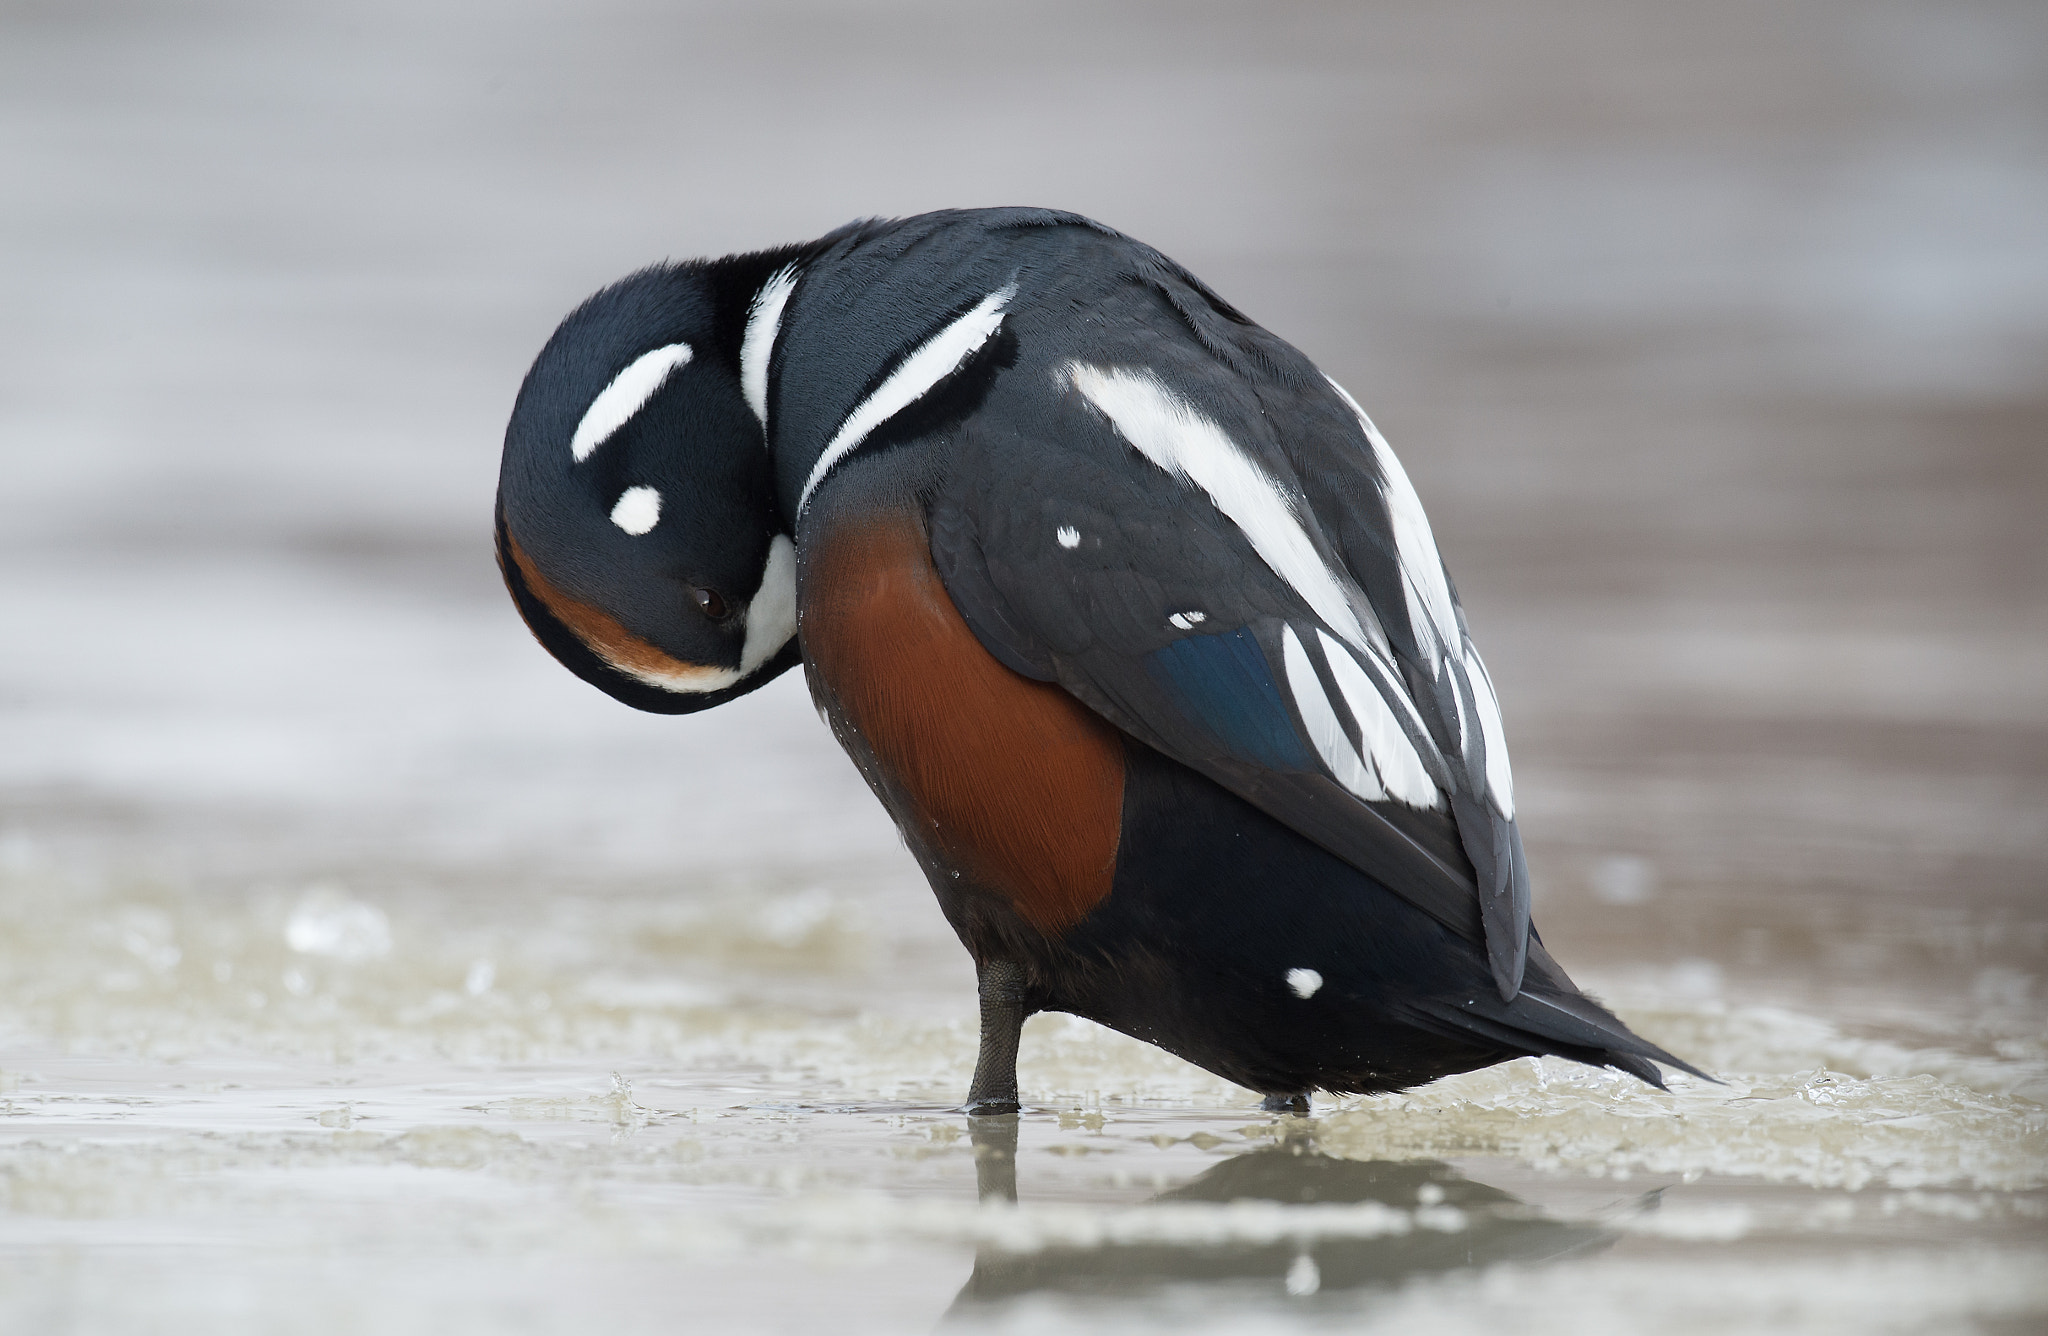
top-left (494, 207), bottom-right (1705, 1111)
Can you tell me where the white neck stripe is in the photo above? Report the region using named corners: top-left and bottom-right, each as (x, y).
top-left (740, 265), bottom-right (799, 434)
top-left (570, 342), bottom-right (693, 463)
top-left (797, 283), bottom-right (1017, 515)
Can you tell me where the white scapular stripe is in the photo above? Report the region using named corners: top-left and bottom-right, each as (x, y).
top-left (571, 343), bottom-right (693, 463)
top-left (1325, 377), bottom-right (1459, 666)
top-left (1463, 647), bottom-right (1515, 817)
top-left (798, 284), bottom-right (1017, 514)
top-left (609, 485), bottom-right (662, 535)
top-left (1283, 626), bottom-right (1384, 801)
top-left (739, 534), bottom-right (798, 676)
top-left (740, 265), bottom-right (798, 431)
top-left (1286, 968), bottom-right (1323, 999)
top-left (1319, 630), bottom-right (1441, 809)
top-left (1068, 363), bottom-right (1371, 651)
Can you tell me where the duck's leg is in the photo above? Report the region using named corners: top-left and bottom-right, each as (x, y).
top-left (965, 958), bottom-right (1026, 1116)
top-left (1260, 1092), bottom-right (1311, 1115)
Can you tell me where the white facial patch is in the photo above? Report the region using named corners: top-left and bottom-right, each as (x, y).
top-left (571, 343), bottom-right (693, 463)
top-left (609, 486), bottom-right (662, 535)
top-left (1065, 363), bottom-right (1372, 654)
top-left (738, 534), bottom-right (797, 676)
top-left (798, 283), bottom-right (1017, 515)
top-left (1286, 968), bottom-right (1323, 999)
top-left (1056, 525), bottom-right (1081, 549)
top-left (740, 264), bottom-right (799, 433)
top-left (591, 533), bottom-right (796, 697)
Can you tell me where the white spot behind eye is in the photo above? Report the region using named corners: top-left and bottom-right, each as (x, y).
top-left (1167, 610), bottom-right (1206, 630)
top-left (610, 486), bottom-right (662, 535)
top-left (1056, 525), bottom-right (1080, 549)
top-left (1286, 968), bottom-right (1323, 999)
top-left (572, 342), bottom-right (694, 463)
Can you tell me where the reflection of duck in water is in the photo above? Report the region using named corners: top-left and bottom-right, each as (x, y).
top-left (949, 1116), bottom-right (1612, 1312)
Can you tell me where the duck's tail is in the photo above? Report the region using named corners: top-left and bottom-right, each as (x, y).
top-left (1403, 935), bottom-right (1715, 1088)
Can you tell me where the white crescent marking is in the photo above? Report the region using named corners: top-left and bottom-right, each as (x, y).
top-left (798, 284), bottom-right (1016, 515)
top-left (740, 265), bottom-right (799, 433)
top-left (739, 534), bottom-right (798, 676)
top-left (570, 342), bottom-right (693, 463)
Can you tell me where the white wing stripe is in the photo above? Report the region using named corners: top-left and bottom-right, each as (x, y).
top-left (1282, 626), bottom-right (1384, 801)
top-left (1325, 376), bottom-right (1459, 665)
top-left (1319, 630), bottom-right (1442, 809)
top-left (740, 264), bottom-right (798, 433)
top-left (570, 342), bottom-right (693, 463)
top-left (799, 284), bottom-right (1016, 515)
top-left (1463, 648), bottom-right (1516, 818)
top-left (1068, 363), bottom-right (1371, 652)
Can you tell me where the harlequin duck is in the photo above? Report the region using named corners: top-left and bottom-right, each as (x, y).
top-left (495, 207), bottom-right (1703, 1114)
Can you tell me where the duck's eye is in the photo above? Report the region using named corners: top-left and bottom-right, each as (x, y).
top-left (692, 587), bottom-right (729, 620)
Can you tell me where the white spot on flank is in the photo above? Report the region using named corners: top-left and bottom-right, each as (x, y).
top-left (572, 342), bottom-right (693, 463)
top-left (799, 283), bottom-right (1017, 514)
top-left (1065, 363), bottom-right (1370, 652)
top-left (1056, 525), bottom-right (1080, 549)
top-left (1286, 968), bottom-right (1323, 999)
top-left (1285, 1253), bottom-right (1321, 1297)
top-left (1167, 610), bottom-right (1206, 630)
top-left (738, 534), bottom-right (798, 676)
top-left (740, 264), bottom-right (798, 432)
top-left (610, 486), bottom-right (662, 535)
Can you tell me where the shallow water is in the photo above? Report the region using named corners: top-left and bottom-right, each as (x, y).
top-left (4, 1), bottom-right (2046, 1332)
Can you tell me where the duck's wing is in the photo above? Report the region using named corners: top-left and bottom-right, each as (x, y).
top-left (930, 356), bottom-right (1534, 998)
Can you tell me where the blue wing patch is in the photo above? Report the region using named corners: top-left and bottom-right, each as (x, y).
top-left (1144, 627), bottom-right (1311, 771)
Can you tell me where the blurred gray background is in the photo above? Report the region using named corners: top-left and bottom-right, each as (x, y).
top-left (4, 0), bottom-right (2045, 1035)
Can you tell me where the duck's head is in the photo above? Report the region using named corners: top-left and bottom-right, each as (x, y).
top-left (495, 260), bottom-right (801, 713)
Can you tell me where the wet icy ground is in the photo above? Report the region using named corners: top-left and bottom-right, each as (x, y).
top-left (4, 1), bottom-right (2046, 1331)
